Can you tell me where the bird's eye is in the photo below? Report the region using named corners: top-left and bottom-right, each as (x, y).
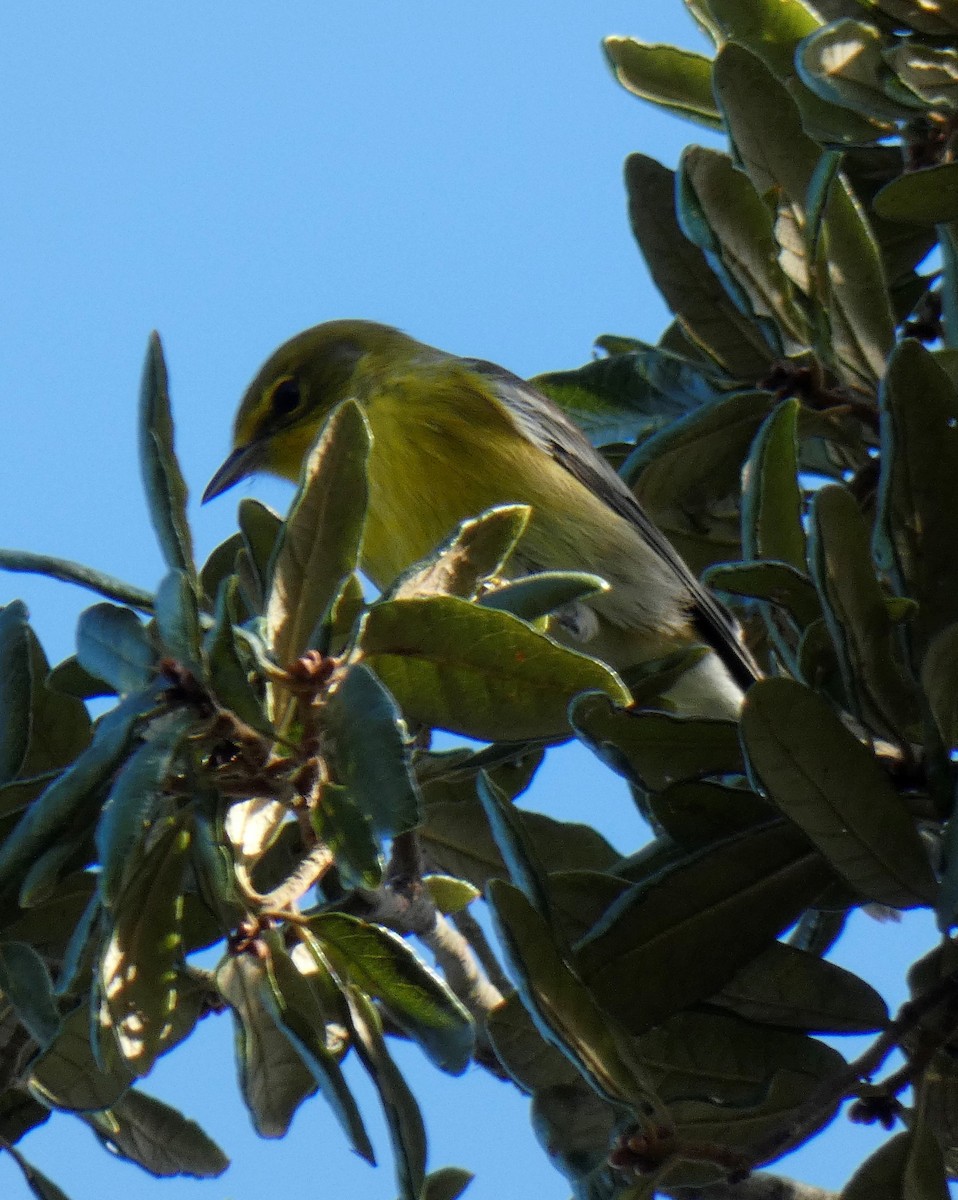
top-left (270, 377), bottom-right (301, 417)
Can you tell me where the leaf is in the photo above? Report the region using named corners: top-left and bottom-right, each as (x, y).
top-left (705, 560), bottom-right (821, 630)
top-left (714, 45), bottom-right (894, 388)
top-left (390, 504), bottom-right (529, 601)
top-left (0, 601), bottom-right (32, 784)
top-left (646, 779), bottom-right (774, 849)
top-left (2, 1146), bottom-right (72, 1200)
top-left (86, 1089), bottom-right (229, 1178)
top-left (312, 782), bottom-right (382, 891)
top-left (841, 1130), bottom-right (937, 1200)
top-left (361, 596), bottom-right (629, 740)
top-left (261, 931), bottom-right (374, 1162)
top-left (100, 822), bottom-right (189, 1075)
top-left (266, 400), bottom-right (370, 668)
top-left (742, 399), bottom-right (805, 570)
top-left (922, 623), bottom-right (958, 749)
top-left (322, 663), bottom-right (420, 838)
top-left (798, 19), bottom-right (921, 124)
top-left (95, 710), bottom-right (193, 908)
top-left (809, 484), bottom-right (922, 740)
top-left (139, 333), bottom-right (194, 577)
top-left (603, 38), bottom-right (721, 129)
top-left (0, 549), bottom-right (154, 612)
top-left (0, 690), bottom-right (156, 895)
top-left (29, 1004), bottom-right (133, 1112)
top-left (309, 912), bottom-right (474, 1075)
top-left (19, 634), bottom-right (91, 778)
top-left (199, 532), bottom-right (245, 611)
top-left (75, 603), bottom-right (154, 697)
top-left (154, 569), bottom-right (203, 678)
top-left (345, 985), bottom-right (427, 1200)
top-left (876, 340), bottom-right (958, 653)
top-left (623, 154), bottom-right (776, 379)
top-left (477, 771), bottom-right (552, 921)
top-left (487, 879), bottom-right (656, 1109)
top-left (215, 952), bottom-right (316, 1138)
top-left (46, 655), bottom-right (114, 702)
top-left (479, 571), bottom-right (609, 621)
top-left (419, 1166), bottom-right (475, 1200)
top-left (238, 497), bottom-right (283, 596)
top-left (712, 939), bottom-right (888, 1033)
top-left (678, 147), bottom-right (807, 352)
top-left (570, 693), bottom-right (743, 794)
top-left (0, 941), bottom-right (60, 1046)
top-left (874, 163), bottom-right (958, 224)
top-left (485, 991), bottom-right (580, 1094)
top-left (422, 874), bottom-right (479, 914)
top-left (740, 677), bottom-right (937, 907)
top-left (574, 822), bottom-right (833, 1034)
top-left (205, 575), bottom-right (268, 730)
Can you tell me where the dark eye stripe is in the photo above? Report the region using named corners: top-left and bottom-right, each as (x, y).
top-left (270, 377), bottom-right (300, 417)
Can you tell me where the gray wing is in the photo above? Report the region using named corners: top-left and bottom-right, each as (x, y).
top-left (464, 358), bottom-right (760, 691)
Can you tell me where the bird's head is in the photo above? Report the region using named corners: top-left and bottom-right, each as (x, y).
top-left (203, 319), bottom-right (415, 502)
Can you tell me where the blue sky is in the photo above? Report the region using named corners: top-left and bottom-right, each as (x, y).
top-left (0, 5), bottom-right (940, 1199)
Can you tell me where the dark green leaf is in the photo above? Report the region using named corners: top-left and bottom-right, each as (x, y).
top-left (311, 782), bottom-right (382, 891)
top-left (874, 163), bottom-right (958, 224)
top-left (646, 779), bottom-right (774, 848)
top-left (704, 561), bottom-right (822, 630)
top-left (575, 822), bottom-right (832, 1034)
top-left (46, 656), bottom-right (114, 701)
top-left (139, 333), bottom-right (194, 577)
top-left (361, 596), bottom-right (628, 740)
top-left (0, 941), bottom-right (60, 1046)
top-left (205, 576), bottom-right (268, 730)
top-left (309, 912), bottom-right (474, 1075)
top-left (19, 636), bottom-right (91, 778)
top-left (199, 532), bottom-right (244, 611)
top-left (96, 710), bottom-right (193, 907)
top-left (0, 601), bottom-right (32, 784)
top-left (239, 497), bottom-right (283, 596)
top-left (419, 1166), bottom-right (475, 1200)
top-left (100, 822), bottom-right (189, 1075)
top-left (742, 399), bottom-right (805, 570)
top-left (154, 570), bottom-right (203, 678)
top-left (75, 604), bottom-right (154, 698)
top-left (740, 677), bottom-right (937, 907)
top-left (86, 1089), bottom-right (229, 1178)
top-left (345, 986), bottom-right (426, 1200)
top-left (0, 549), bottom-right (154, 612)
top-left (322, 663), bottom-right (419, 838)
top-left (488, 879), bottom-right (656, 1109)
top-left (29, 1004), bottom-right (133, 1112)
top-left (479, 571), bottom-right (608, 621)
top-left (485, 991), bottom-right (580, 1094)
top-left (3, 1145), bottom-right (72, 1200)
top-left (215, 952), bottom-right (316, 1138)
top-left (477, 771), bottom-right (552, 921)
top-left (922, 623), bottom-right (958, 749)
top-left (570, 693), bottom-right (743, 794)
top-left (266, 399), bottom-right (370, 668)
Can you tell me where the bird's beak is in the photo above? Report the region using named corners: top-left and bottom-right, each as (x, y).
top-left (202, 442), bottom-right (264, 503)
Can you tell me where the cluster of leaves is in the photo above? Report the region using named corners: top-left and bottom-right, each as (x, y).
top-left (4, 1), bottom-right (958, 1198)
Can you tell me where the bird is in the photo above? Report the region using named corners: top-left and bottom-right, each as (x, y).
top-left (203, 320), bottom-right (759, 718)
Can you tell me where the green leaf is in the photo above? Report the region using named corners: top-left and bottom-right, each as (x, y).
top-left (479, 571), bottom-right (608, 621)
top-left (570, 693), bottom-right (743, 794)
top-left (922, 622), bottom-right (958, 749)
top-left (344, 985), bottom-right (427, 1200)
top-left (798, 19), bottom-right (921, 123)
top-left (139, 332), bottom-right (194, 577)
top-left (422, 874), bottom-right (480, 914)
top-left (842, 1131), bottom-right (936, 1200)
top-left (100, 822), bottom-right (189, 1075)
top-left (874, 162), bottom-right (958, 224)
top-left (714, 44), bottom-right (894, 388)
top-left (419, 1166), bottom-right (475, 1200)
top-left (485, 991), bottom-right (580, 1094)
top-left (309, 912), bottom-right (474, 1075)
top-left (3, 1146), bottom-right (72, 1200)
top-left (0, 549), bottom-right (154, 612)
top-left (0, 941), bottom-right (61, 1046)
top-left (361, 596), bottom-right (628, 740)
top-left (46, 655), bottom-right (114, 701)
top-left (534, 343), bottom-right (726, 447)
top-left (312, 781), bottom-right (382, 890)
top-left (705, 0), bottom-right (887, 141)
top-left (574, 822), bottom-right (833, 1034)
top-left (322, 663), bottom-right (420, 838)
top-left (603, 38), bottom-right (721, 129)
top-left (96, 710), bottom-right (193, 908)
top-left (623, 154), bottom-right (776, 379)
top-left (0, 601), bottom-right (32, 784)
top-left (809, 485), bottom-right (922, 740)
top-left (0, 690), bottom-right (157, 895)
top-left (740, 677), bottom-right (937, 907)
top-left (390, 504), bottom-right (529, 601)
top-left (204, 575), bottom-right (268, 730)
top-left (477, 765), bottom-right (558, 909)
top-left (876, 340), bottom-right (958, 652)
top-left (239, 497), bottom-right (283, 596)
top-left (712, 939), bottom-right (888, 1032)
top-left (85, 1089), bottom-right (229, 1179)
top-left (29, 1004), bottom-right (133, 1112)
top-left (678, 148), bottom-right (807, 352)
top-left (261, 931), bottom-right (374, 1163)
top-left (154, 569), bottom-right (203, 678)
top-left (646, 779), bottom-right (774, 849)
top-left (19, 634), bottom-right (91, 778)
top-left (199, 532), bottom-right (245, 611)
top-left (742, 399), bottom-right (805, 570)
top-left (487, 879), bottom-right (656, 1109)
top-left (705, 561), bottom-right (821, 630)
top-left (75, 603), bottom-right (154, 697)
top-left (266, 399), bottom-right (370, 668)
top-left (215, 952), bottom-right (317, 1138)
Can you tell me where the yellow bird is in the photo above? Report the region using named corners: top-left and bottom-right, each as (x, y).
top-left (203, 321), bottom-right (758, 717)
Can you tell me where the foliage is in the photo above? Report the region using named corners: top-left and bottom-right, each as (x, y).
top-left (3, 1), bottom-right (958, 1197)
